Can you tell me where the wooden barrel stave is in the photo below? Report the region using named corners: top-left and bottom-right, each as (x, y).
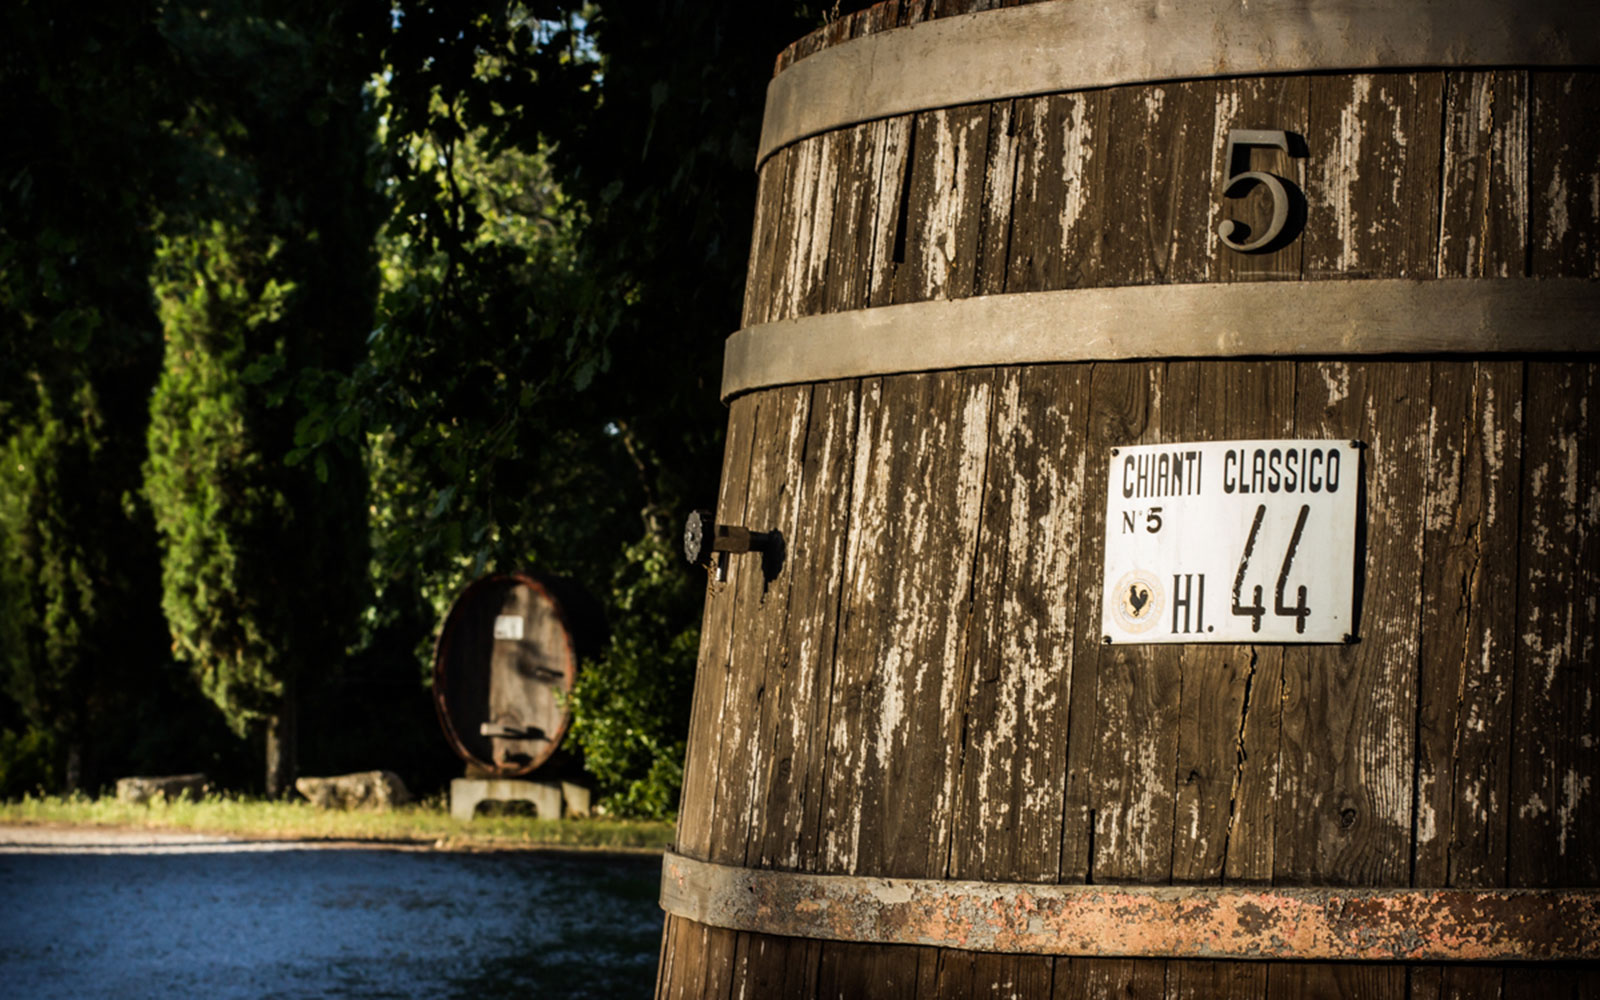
top-left (662, 8), bottom-right (1600, 995)
top-left (664, 369), bottom-right (1597, 994)
top-left (675, 358), bottom-right (1594, 863)
top-left (742, 69), bottom-right (1600, 321)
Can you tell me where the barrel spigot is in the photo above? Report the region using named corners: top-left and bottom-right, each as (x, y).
top-left (684, 509), bottom-right (778, 582)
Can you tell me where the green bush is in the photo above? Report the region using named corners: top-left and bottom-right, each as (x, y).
top-left (0, 726), bottom-right (58, 798)
top-left (568, 532), bottom-right (700, 820)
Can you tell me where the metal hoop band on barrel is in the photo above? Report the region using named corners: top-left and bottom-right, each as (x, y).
top-left (660, 851), bottom-right (1600, 962)
top-left (720, 278), bottom-right (1600, 401)
top-left (759, 0), bottom-right (1600, 164)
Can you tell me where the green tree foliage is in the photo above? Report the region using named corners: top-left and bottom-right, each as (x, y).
top-left (350, 87), bottom-right (600, 627)
top-left (146, 231), bottom-right (298, 731)
top-left (323, 7), bottom-right (675, 807)
top-left (2, 0), bottom-right (840, 812)
top-left (294, 0), bottom-right (819, 817)
top-left (564, 531), bottom-right (701, 819)
top-left (0, 0), bottom-right (179, 792)
top-left (0, 383), bottom-right (104, 792)
top-left (143, 0), bottom-right (385, 795)
top-left (522, 2), bottom-right (822, 814)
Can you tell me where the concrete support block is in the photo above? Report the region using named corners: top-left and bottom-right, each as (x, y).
top-left (560, 781), bottom-right (591, 819)
top-left (450, 777), bottom-right (589, 822)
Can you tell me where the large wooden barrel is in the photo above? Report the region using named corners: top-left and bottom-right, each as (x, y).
top-left (433, 572), bottom-right (598, 776)
top-left (658, 1), bottom-right (1600, 995)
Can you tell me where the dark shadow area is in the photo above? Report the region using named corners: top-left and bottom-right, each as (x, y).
top-left (1348, 440), bottom-right (1368, 642)
top-left (761, 529), bottom-right (786, 586)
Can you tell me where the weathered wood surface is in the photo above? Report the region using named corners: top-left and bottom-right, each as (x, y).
top-left (485, 583), bottom-right (569, 768)
top-left (663, 6), bottom-right (1600, 991)
top-left (771, 0), bottom-right (1046, 79)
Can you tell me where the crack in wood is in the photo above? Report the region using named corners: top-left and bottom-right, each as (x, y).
top-left (1220, 645), bottom-right (1260, 879)
top-left (890, 115), bottom-right (918, 266)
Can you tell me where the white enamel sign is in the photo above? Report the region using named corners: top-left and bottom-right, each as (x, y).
top-left (1100, 440), bottom-right (1360, 644)
top-left (493, 615), bottom-right (525, 641)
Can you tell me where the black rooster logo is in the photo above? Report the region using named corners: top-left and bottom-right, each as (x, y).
top-left (1127, 583), bottom-right (1151, 618)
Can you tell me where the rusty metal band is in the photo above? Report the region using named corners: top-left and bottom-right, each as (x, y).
top-left (660, 851), bottom-right (1600, 962)
top-left (760, 0), bottom-right (1600, 164)
top-left (721, 278), bottom-right (1600, 401)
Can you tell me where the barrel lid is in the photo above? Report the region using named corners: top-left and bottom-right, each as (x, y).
top-left (432, 572), bottom-right (583, 777)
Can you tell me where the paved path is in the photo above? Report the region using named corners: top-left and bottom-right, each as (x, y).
top-left (0, 823), bottom-right (424, 854)
top-left (0, 830), bottom-right (662, 998)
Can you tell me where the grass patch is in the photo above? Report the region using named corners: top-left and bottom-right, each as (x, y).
top-left (0, 792), bottom-right (674, 851)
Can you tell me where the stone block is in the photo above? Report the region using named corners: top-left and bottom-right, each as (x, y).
top-left (116, 774), bottom-right (210, 805)
top-left (295, 770), bottom-right (411, 810)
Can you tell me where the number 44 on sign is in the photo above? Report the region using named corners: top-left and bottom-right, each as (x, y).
top-left (1100, 440), bottom-right (1361, 645)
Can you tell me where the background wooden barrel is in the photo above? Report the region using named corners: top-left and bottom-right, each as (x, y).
top-left (433, 572), bottom-right (590, 776)
top-left (659, 1), bottom-right (1599, 995)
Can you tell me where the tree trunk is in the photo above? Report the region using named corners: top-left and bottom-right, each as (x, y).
top-left (63, 741), bottom-right (82, 795)
top-left (264, 682), bottom-right (297, 798)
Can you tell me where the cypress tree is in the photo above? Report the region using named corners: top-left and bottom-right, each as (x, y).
top-left (144, 0), bottom-right (383, 795)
